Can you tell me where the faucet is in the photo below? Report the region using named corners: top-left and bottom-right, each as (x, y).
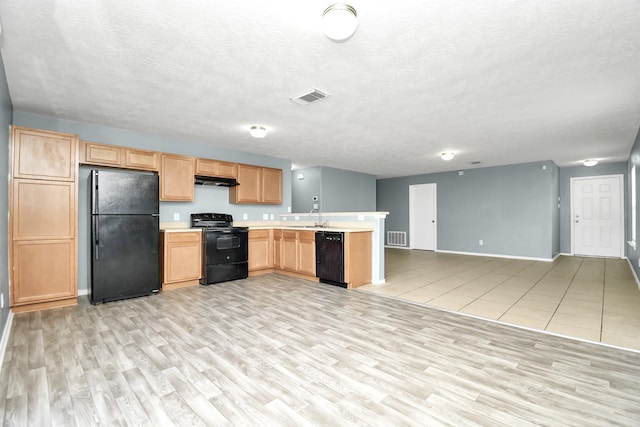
top-left (310, 206), bottom-right (328, 228)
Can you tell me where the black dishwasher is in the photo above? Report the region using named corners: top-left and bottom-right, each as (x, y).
top-left (315, 231), bottom-right (346, 288)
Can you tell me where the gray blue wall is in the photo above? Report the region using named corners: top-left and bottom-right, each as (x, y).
top-left (291, 166), bottom-right (376, 213)
top-left (13, 111), bottom-right (293, 293)
top-left (0, 54), bottom-right (13, 340)
top-left (377, 161), bottom-right (559, 260)
top-left (626, 129), bottom-right (640, 278)
top-left (292, 166), bottom-right (322, 213)
top-left (558, 162), bottom-right (628, 254)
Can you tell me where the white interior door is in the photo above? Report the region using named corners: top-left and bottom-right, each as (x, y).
top-left (571, 175), bottom-right (623, 257)
top-left (410, 183), bottom-right (436, 250)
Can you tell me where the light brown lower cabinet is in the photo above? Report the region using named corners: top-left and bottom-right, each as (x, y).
top-left (11, 240), bottom-right (77, 311)
top-left (297, 231), bottom-right (316, 277)
top-left (248, 229), bottom-right (273, 274)
top-left (248, 228), bottom-right (372, 287)
top-left (161, 231), bottom-right (202, 290)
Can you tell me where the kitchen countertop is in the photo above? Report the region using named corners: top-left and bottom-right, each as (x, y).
top-left (248, 225), bottom-right (373, 233)
top-left (160, 228), bottom-right (201, 232)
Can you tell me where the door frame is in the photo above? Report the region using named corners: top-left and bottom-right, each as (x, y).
top-left (570, 174), bottom-right (624, 257)
top-left (409, 183), bottom-right (437, 251)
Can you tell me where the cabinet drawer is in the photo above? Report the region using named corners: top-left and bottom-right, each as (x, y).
top-left (282, 230), bottom-right (298, 240)
top-left (165, 231), bottom-right (201, 243)
top-left (249, 229), bottom-right (271, 239)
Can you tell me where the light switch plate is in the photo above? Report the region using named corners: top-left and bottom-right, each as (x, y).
top-left (262, 214), bottom-right (269, 220)
top-left (243, 213), bottom-right (248, 220)
top-left (173, 213), bottom-right (180, 221)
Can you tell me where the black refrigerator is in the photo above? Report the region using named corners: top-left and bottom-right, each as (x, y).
top-left (90, 170), bottom-right (160, 304)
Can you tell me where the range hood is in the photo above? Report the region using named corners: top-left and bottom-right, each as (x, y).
top-left (194, 175), bottom-right (239, 187)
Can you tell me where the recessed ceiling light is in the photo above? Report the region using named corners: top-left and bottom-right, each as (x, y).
top-left (249, 125), bottom-right (267, 138)
top-left (440, 152), bottom-right (455, 161)
top-left (583, 159), bottom-right (598, 167)
top-left (322, 4), bottom-right (358, 41)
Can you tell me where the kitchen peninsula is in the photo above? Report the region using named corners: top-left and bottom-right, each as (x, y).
top-left (237, 211), bottom-right (388, 287)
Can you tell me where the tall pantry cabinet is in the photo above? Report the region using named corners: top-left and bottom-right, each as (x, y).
top-left (9, 126), bottom-right (79, 312)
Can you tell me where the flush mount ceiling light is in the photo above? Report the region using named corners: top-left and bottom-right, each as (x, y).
top-left (249, 125), bottom-right (267, 139)
top-left (322, 3), bottom-right (358, 41)
top-left (440, 152), bottom-right (455, 161)
top-left (583, 159), bottom-right (598, 167)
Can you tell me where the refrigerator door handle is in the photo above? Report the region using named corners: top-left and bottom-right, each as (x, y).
top-left (94, 216), bottom-right (99, 260)
top-left (93, 171), bottom-right (99, 215)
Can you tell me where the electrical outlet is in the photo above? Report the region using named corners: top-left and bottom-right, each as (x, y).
top-left (479, 239), bottom-right (484, 246)
top-left (313, 203), bottom-right (319, 209)
top-left (358, 215), bottom-right (365, 221)
top-left (173, 213), bottom-right (180, 221)
top-left (262, 214), bottom-right (269, 220)
top-left (287, 206), bottom-right (292, 213)
top-left (243, 213), bottom-right (248, 220)
top-left (295, 216), bottom-right (300, 220)
top-left (270, 214), bottom-right (275, 220)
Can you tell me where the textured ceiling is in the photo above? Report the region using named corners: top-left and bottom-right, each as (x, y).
top-left (0, 0), bottom-right (639, 178)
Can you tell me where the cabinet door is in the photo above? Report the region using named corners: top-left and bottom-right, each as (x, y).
top-left (282, 231), bottom-right (298, 272)
top-left (230, 164), bottom-right (261, 204)
top-left (298, 231), bottom-right (316, 276)
top-left (11, 240), bottom-right (76, 305)
top-left (196, 158), bottom-right (237, 178)
top-left (160, 154), bottom-right (195, 201)
top-left (273, 230), bottom-right (283, 269)
top-left (164, 232), bottom-right (201, 283)
top-left (81, 141), bottom-right (123, 167)
top-left (262, 167), bottom-right (282, 204)
top-left (124, 148), bottom-right (159, 171)
top-left (12, 180), bottom-right (75, 240)
top-left (248, 230), bottom-right (272, 271)
top-left (12, 126), bottom-right (77, 181)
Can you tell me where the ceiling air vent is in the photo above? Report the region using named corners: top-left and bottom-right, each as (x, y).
top-left (290, 88), bottom-right (329, 106)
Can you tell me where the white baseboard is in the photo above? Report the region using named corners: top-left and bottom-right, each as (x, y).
top-left (0, 311), bottom-right (14, 371)
top-left (435, 249), bottom-right (556, 262)
top-left (371, 279), bottom-right (386, 285)
top-left (78, 289), bottom-right (89, 296)
top-left (384, 245), bottom-right (411, 250)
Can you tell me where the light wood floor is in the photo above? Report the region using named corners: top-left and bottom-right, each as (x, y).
top-left (359, 249), bottom-right (640, 351)
top-left (2, 273), bottom-right (640, 425)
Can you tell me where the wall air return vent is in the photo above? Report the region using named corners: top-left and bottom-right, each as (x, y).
top-left (290, 88), bottom-right (329, 105)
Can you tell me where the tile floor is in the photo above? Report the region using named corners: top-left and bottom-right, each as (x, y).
top-left (358, 249), bottom-right (640, 351)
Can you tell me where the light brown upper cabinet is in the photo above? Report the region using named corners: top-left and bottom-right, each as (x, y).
top-left (12, 126), bottom-right (77, 181)
top-left (10, 126), bottom-right (78, 313)
top-left (230, 164), bottom-right (282, 205)
top-left (123, 148), bottom-right (159, 171)
top-left (195, 158), bottom-right (237, 178)
top-left (80, 141), bottom-right (158, 171)
top-left (262, 167), bottom-right (283, 204)
top-left (160, 153), bottom-right (195, 201)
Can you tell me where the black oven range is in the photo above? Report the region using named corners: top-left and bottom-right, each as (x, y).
top-left (191, 213), bottom-right (248, 285)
